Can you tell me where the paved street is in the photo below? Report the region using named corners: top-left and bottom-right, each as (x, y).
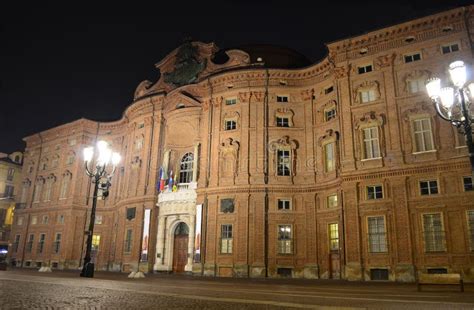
top-left (0, 269), bottom-right (473, 309)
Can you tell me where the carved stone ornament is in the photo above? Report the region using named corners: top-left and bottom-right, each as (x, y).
top-left (300, 89), bottom-right (314, 101)
top-left (318, 129), bottom-right (339, 146)
top-left (238, 92), bottom-right (251, 103)
top-left (275, 108), bottom-right (294, 127)
top-left (402, 101), bottom-right (435, 121)
top-left (354, 111), bottom-right (386, 129)
top-left (333, 65), bottom-right (351, 79)
top-left (375, 53), bottom-right (396, 68)
top-left (269, 136), bottom-right (298, 152)
top-left (404, 70), bottom-right (431, 93)
top-left (134, 80), bottom-right (153, 100)
top-left (164, 40), bottom-right (207, 87)
top-left (252, 91), bottom-right (265, 102)
top-left (353, 80), bottom-right (381, 104)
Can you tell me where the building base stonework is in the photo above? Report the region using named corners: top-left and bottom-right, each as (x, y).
top-left (345, 263), bottom-right (363, 281)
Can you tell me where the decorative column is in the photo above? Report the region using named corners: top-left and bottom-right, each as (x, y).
top-left (185, 215), bottom-right (195, 272)
top-left (153, 215), bottom-right (166, 271)
top-left (192, 143), bottom-right (199, 182)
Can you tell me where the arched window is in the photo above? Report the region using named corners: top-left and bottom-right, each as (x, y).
top-left (60, 171), bottom-right (72, 199)
top-left (179, 153), bottom-right (193, 184)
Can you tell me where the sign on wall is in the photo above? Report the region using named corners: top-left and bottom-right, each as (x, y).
top-left (140, 209), bottom-right (151, 262)
top-left (194, 204), bottom-right (202, 263)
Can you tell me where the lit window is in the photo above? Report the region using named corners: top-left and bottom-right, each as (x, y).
top-left (31, 216), bottom-right (38, 225)
top-left (225, 98), bottom-right (237, 105)
top-left (358, 64), bottom-right (373, 74)
top-left (324, 142), bottom-right (335, 172)
top-left (276, 95), bottom-right (289, 103)
top-left (362, 127), bottom-right (380, 159)
top-left (367, 185), bottom-right (383, 200)
top-left (327, 194), bottom-right (338, 208)
top-left (324, 108), bottom-right (336, 122)
top-left (278, 199), bottom-right (291, 210)
top-left (60, 173), bottom-right (72, 199)
top-left (178, 153), bottom-right (194, 183)
top-left (220, 224), bottom-right (233, 254)
top-left (420, 180), bottom-right (438, 196)
top-left (92, 235), bottom-right (100, 254)
top-left (276, 117), bottom-right (289, 127)
top-left (413, 118), bottom-right (434, 152)
top-left (368, 216), bottom-right (387, 253)
top-left (277, 150), bottom-right (291, 176)
top-left (408, 78), bottom-right (425, 93)
top-left (225, 120), bottom-right (237, 131)
top-left (441, 43), bottom-right (459, 54)
top-left (328, 223), bottom-right (339, 251)
top-left (278, 225), bottom-right (293, 254)
top-left (360, 90), bottom-right (377, 103)
top-left (95, 215), bottom-right (103, 225)
top-left (423, 213), bottom-right (445, 252)
top-left (464, 176), bottom-right (473, 192)
top-left (404, 52), bottom-right (421, 63)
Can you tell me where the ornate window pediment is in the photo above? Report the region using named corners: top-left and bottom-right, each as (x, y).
top-left (223, 111), bottom-right (240, 131)
top-left (353, 81), bottom-right (381, 104)
top-left (275, 108), bottom-right (294, 127)
top-left (354, 112), bottom-right (386, 160)
top-left (269, 136), bottom-right (298, 177)
top-left (404, 70), bottom-right (431, 94)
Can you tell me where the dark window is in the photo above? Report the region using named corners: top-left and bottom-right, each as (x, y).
top-left (276, 96), bottom-right (289, 103)
top-left (420, 180), bottom-right (438, 195)
top-left (26, 234), bottom-right (34, 253)
top-left (220, 198), bottom-right (235, 213)
top-left (325, 109), bottom-right (336, 122)
top-left (126, 207), bottom-right (136, 220)
top-left (427, 268), bottom-right (448, 274)
top-left (124, 229), bottom-right (133, 253)
top-left (278, 199), bottom-right (291, 210)
top-left (179, 153), bottom-right (194, 183)
top-left (404, 53), bottom-right (421, 63)
top-left (277, 268), bottom-right (292, 277)
top-left (324, 86), bottom-right (334, 94)
top-left (370, 268), bottom-right (389, 280)
top-left (25, 261), bottom-right (31, 267)
top-left (225, 98), bottom-right (237, 105)
top-left (442, 43), bottom-right (459, 54)
top-left (37, 234), bottom-right (45, 254)
top-left (36, 262), bottom-right (42, 268)
top-left (463, 177), bottom-right (473, 191)
top-left (225, 120), bottom-right (236, 131)
top-left (277, 150), bottom-right (291, 176)
top-left (220, 224), bottom-right (233, 254)
top-left (52, 262), bottom-right (59, 268)
top-left (367, 185), bottom-right (383, 200)
top-left (276, 117), bottom-right (289, 127)
top-left (53, 234), bottom-right (61, 254)
top-left (358, 65), bottom-right (373, 74)
top-left (4, 185), bottom-right (14, 198)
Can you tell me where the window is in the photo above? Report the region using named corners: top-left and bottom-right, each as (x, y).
top-left (423, 213), bottom-right (445, 252)
top-left (20, 183), bottom-right (29, 203)
top-left (60, 173), bottom-right (71, 199)
top-left (57, 215), bottom-right (64, 224)
top-left (179, 153), bottom-right (194, 183)
top-left (4, 185), bottom-right (14, 198)
top-left (404, 52), bottom-right (421, 63)
top-left (276, 95), bottom-right (289, 103)
top-left (277, 150), bottom-right (290, 176)
top-left (13, 235), bottom-right (20, 253)
top-left (137, 122), bottom-right (145, 129)
top-left (368, 216), bottom-right (387, 253)
top-left (324, 142), bottom-right (335, 172)
top-left (358, 64), bottom-right (373, 74)
top-left (7, 168), bottom-right (14, 181)
top-left (225, 120), bottom-right (236, 131)
top-left (126, 207), bottom-right (136, 220)
top-left (441, 43), bottom-right (459, 54)
top-left (135, 137), bottom-right (143, 150)
top-left (278, 225), bottom-right (293, 254)
top-left (427, 268), bottom-right (448, 274)
top-left (367, 185), bottom-right (383, 200)
top-left (225, 98), bottom-right (237, 105)
top-left (463, 176), bottom-right (473, 192)
top-left (124, 229), bottom-right (132, 253)
top-left (26, 234), bottom-right (34, 253)
top-left (327, 194), bottom-right (338, 208)
top-left (370, 269), bottom-right (389, 280)
top-left (360, 90), bottom-right (377, 103)
top-left (66, 154), bottom-right (75, 165)
top-left (17, 216), bottom-right (24, 226)
top-left (69, 139), bottom-right (76, 146)
top-left (53, 233), bottom-right (61, 254)
top-left (408, 78), bottom-right (425, 93)
top-left (31, 215), bottom-right (38, 225)
top-left (328, 223), bottom-right (339, 251)
top-left (33, 180), bottom-right (43, 203)
top-left (324, 108), bottom-right (336, 122)
top-left (468, 211), bottom-right (474, 251)
top-left (220, 198), bottom-right (235, 213)
top-left (413, 118), bottom-right (434, 152)
top-left (95, 215), bottom-right (103, 225)
top-left (324, 86), bottom-right (334, 94)
top-left (276, 117), bottom-right (289, 127)
top-left (38, 234), bottom-right (45, 254)
top-left (42, 215), bottom-right (49, 224)
top-left (43, 179), bottom-right (53, 202)
top-left (92, 235), bottom-right (100, 256)
top-left (278, 199), bottom-right (291, 210)
top-left (362, 127), bottom-right (380, 159)
top-left (420, 180), bottom-right (438, 195)
top-left (220, 224), bottom-right (233, 254)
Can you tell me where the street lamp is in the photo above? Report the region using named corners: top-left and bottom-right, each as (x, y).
top-left (80, 140), bottom-right (121, 278)
top-left (426, 60), bottom-right (474, 180)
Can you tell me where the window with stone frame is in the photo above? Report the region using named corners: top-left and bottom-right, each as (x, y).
top-left (51, 155), bottom-right (59, 168)
top-left (124, 229), bottom-right (132, 253)
top-left (33, 178), bottom-right (44, 203)
top-left (275, 108), bottom-right (294, 127)
top-left (276, 117), bottom-right (290, 127)
top-left (43, 175), bottom-right (55, 202)
top-left (412, 118), bottom-right (434, 152)
top-left (360, 90), bottom-right (377, 103)
top-left (3, 185), bottom-right (14, 198)
top-left (441, 43), bottom-right (459, 54)
top-left (467, 210), bottom-right (474, 251)
top-left (37, 233), bottom-right (46, 254)
top-left (404, 52), bottom-right (422, 63)
top-left (26, 234), bottom-right (34, 253)
top-left (327, 194), bottom-right (338, 208)
top-left (358, 64), bottom-right (373, 74)
top-left (423, 213), bottom-right (445, 252)
top-left (362, 127), bottom-right (381, 159)
top-left (464, 176), bottom-right (473, 192)
top-left (324, 107), bottom-right (337, 122)
top-left (220, 198), bottom-right (235, 213)
top-left (278, 225), bottom-right (293, 254)
top-left (220, 224), bottom-right (233, 254)
top-left (367, 216), bottom-right (387, 253)
top-left (179, 153), bottom-right (194, 183)
top-left (277, 149), bottom-right (291, 176)
top-left (276, 95), bottom-right (289, 103)
top-left (324, 85), bottom-right (334, 95)
top-left (95, 215), bottom-right (103, 225)
top-left (7, 168), bottom-right (14, 181)
top-left (135, 137), bottom-right (144, 150)
top-left (367, 185), bottom-right (383, 200)
top-left (57, 214), bottom-right (65, 224)
top-left (66, 153), bottom-right (75, 165)
top-left (407, 78), bottom-right (425, 94)
top-left (225, 98), bottom-right (237, 105)
top-left (13, 234), bottom-right (20, 252)
top-left (59, 172), bottom-right (72, 199)
top-left (53, 233), bottom-right (62, 254)
top-left (419, 180), bottom-right (438, 196)
top-left (277, 199), bottom-right (291, 211)
top-left (354, 81), bottom-right (380, 104)
top-left (20, 180), bottom-right (30, 203)
top-left (324, 142), bottom-right (335, 172)
top-left (42, 215), bottom-right (49, 224)
top-left (31, 215), bottom-right (38, 225)
top-left (328, 223), bottom-right (339, 251)
top-left (225, 120), bottom-right (237, 131)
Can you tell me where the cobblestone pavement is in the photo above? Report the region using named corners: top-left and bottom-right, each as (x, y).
top-left (1, 269), bottom-right (474, 309)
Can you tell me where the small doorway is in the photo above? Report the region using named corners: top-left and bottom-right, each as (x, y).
top-left (172, 222), bottom-right (189, 273)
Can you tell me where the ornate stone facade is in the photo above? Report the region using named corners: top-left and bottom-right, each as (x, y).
top-left (9, 5), bottom-right (474, 282)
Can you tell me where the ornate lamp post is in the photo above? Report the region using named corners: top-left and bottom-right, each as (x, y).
top-left (80, 140), bottom-right (121, 278)
top-left (426, 60), bottom-right (474, 179)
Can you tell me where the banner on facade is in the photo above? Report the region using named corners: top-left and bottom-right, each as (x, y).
top-left (141, 209), bottom-right (151, 262)
top-left (194, 204), bottom-right (202, 263)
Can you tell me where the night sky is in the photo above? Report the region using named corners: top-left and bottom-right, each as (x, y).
top-left (1, 1), bottom-right (471, 153)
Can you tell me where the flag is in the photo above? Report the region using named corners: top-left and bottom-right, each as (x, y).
top-left (168, 170), bottom-right (173, 192)
top-left (159, 167), bottom-right (165, 192)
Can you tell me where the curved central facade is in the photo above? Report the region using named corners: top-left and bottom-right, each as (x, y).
top-left (10, 6), bottom-right (474, 282)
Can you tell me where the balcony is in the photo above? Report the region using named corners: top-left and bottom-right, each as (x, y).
top-left (157, 182), bottom-right (197, 205)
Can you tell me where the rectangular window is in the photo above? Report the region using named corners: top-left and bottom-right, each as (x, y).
top-left (468, 211), bottom-right (474, 251)
top-left (327, 194), bottom-right (338, 208)
top-left (43, 180), bottom-right (52, 202)
top-left (277, 150), bottom-right (291, 176)
top-left (124, 229), bottom-right (132, 253)
top-left (20, 185), bottom-right (28, 203)
top-left (325, 108), bottom-right (336, 122)
top-left (95, 215), bottom-right (103, 225)
top-left (367, 185), bottom-right (383, 200)
top-left (31, 215), bottom-right (38, 225)
top-left (37, 233), bottom-right (46, 254)
top-left (276, 117), bottom-right (289, 127)
top-left (135, 138), bottom-right (143, 150)
top-left (33, 182), bottom-right (42, 203)
top-left (57, 214), bottom-right (65, 224)
top-left (413, 118), bottom-right (434, 152)
top-left (53, 233), bottom-right (61, 254)
top-left (137, 122), bottom-right (145, 129)
top-left (370, 269), bottom-right (389, 280)
top-left (463, 176), bottom-right (473, 192)
top-left (13, 235), bottom-right (20, 253)
top-left (408, 79), bottom-right (425, 93)
top-left (220, 224), bottom-right (233, 254)
top-left (7, 168), bottom-right (15, 181)
top-left (17, 216), bottom-right (24, 226)
top-left (368, 216), bottom-right (387, 253)
top-left (360, 90), bottom-right (376, 103)
top-left (278, 225), bottom-right (293, 254)
top-left (363, 127), bottom-right (380, 159)
top-left (441, 43), bottom-right (459, 54)
top-left (42, 215), bottom-right (49, 224)
top-left (423, 213), bottom-right (445, 252)
top-left (324, 86), bottom-right (334, 94)
top-left (220, 198), bottom-right (235, 213)
top-left (92, 234), bottom-right (101, 254)
top-left (225, 98), bottom-right (237, 105)
top-left (420, 180), bottom-right (438, 196)
top-left (324, 142), bottom-right (335, 172)
top-left (4, 185), bottom-right (14, 198)
top-left (358, 64), bottom-right (373, 74)
top-left (225, 120), bottom-right (236, 131)
top-left (276, 95), bottom-right (289, 103)
top-left (329, 223), bottom-right (339, 251)
top-left (404, 52), bottom-right (421, 63)
top-left (278, 199), bottom-right (291, 210)
top-left (26, 234), bottom-right (34, 253)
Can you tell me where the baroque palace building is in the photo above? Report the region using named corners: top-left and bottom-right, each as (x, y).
top-left (9, 5), bottom-right (474, 282)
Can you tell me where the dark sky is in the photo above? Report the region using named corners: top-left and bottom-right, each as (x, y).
top-left (1, 1), bottom-right (471, 153)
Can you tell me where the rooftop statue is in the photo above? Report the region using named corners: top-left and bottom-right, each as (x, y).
top-left (164, 40), bottom-right (207, 87)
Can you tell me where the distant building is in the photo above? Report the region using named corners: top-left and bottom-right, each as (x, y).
top-left (0, 152), bottom-right (23, 253)
top-left (9, 5), bottom-right (474, 281)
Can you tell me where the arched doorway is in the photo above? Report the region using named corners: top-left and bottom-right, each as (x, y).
top-left (172, 222), bottom-right (189, 273)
